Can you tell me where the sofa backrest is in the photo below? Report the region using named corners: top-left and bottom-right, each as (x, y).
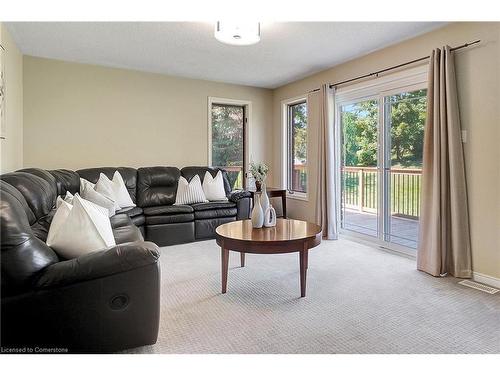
top-left (0, 180), bottom-right (59, 297)
top-left (49, 169), bottom-right (80, 196)
top-left (1, 170), bottom-right (57, 222)
top-left (137, 166), bottom-right (181, 207)
top-left (77, 167), bottom-right (138, 203)
top-left (181, 166), bottom-right (231, 196)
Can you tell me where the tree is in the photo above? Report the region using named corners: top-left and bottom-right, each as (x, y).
top-left (388, 90), bottom-right (426, 167)
top-left (342, 100), bottom-right (378, 167)
top-left (290, 102), bottom-right (307, 163)
top-left (342, 90), bottom-right (426, 168)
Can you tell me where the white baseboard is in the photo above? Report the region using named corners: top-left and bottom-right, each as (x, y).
top-left (473, 272), bottom-right (500, 289)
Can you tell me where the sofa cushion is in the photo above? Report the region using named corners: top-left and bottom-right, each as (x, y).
top-left (202, 170), bottom-right (228, 201)
top-left (131, 215), bottom-right (146, 227)
top-left (77, 167), bottom-right (138, 203)
top-left (137, 166), bottom-right (180, 207)
top-left (143, 204), bottom-right (194, 225)
top-left (116, 206), bottom-right (143, 217)
top-left (0, 181), bottom-right (59, 296)
top-left (145, 213), bottom-right (194, 225)
top-left (81, 185), bottom-right (115, 217)
top-left (109, 171), bottom-right (136, 208)
top-left (143, 204), bottom-right (193, 216)
top-left (113, 225), bottom-right (144, 244)
top-left (194, 208), bottom-right (237, 220)
top-left (1, 172), bottom-right (57, 222)
top-left (18, 168), bottom-right (58, 192)
top-left (95, 173), bottom-right (122, 211)
top-left (46, 195), bottom-right (116, 260)
top-left (30, 210), bottom-right (56, 242)
top-left (181, 166), bottom-right (231, 196)
top-left (191, 201), bottom-right (237, 219)
top-left (49, 169), bottom-right (80, 196)
top-left (110, 213), bottom-right (134, 229)
top-left (191, 201), bottom-right (236, 211)
top-left (174, 175), bottom-right (208, 205)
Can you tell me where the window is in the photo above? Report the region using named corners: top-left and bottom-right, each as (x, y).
top-left (283, 99), bottom-right (308, 197)
top-left (336, 65), bottom-right (427, 252)
top-left (208, 98), bottom-right (250, 190)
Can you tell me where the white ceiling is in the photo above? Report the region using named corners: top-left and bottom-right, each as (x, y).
top-left (6, 22), bottom-right (446, 89)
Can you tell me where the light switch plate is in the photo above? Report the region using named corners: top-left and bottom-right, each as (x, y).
top-left (461, 130), bottom-right (467, 143)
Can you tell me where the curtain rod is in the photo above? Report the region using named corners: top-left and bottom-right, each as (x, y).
top-left (308, 39), bottom-right (481, 93)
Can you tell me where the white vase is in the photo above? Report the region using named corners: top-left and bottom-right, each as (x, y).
top-left (251, 192), bottom-right (264, 228)
top-left (261, 183), bottom-right (270, 215)
top-left (264, 204), bottom-right (277, 227)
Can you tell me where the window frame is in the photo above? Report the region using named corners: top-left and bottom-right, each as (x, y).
top-left (281, 95), bottom-right (309, 201)
top-left (208, 97), bottom-right (252, 190)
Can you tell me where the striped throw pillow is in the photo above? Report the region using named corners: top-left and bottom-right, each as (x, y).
top-left (174, 175), bottom-right (208, 205)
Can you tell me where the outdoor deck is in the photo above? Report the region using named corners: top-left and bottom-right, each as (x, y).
top-left (343, 209), bottom-right (419, 249)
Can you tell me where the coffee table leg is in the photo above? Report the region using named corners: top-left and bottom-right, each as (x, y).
top-left (221, 247), bottom-right (229, 294)
top-left (240, 252), bottom-right (245, 267)
top-left (299, 249), bottom-right (308, 297)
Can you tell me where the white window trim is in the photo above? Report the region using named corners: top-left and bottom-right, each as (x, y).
top-left (207, 97), bottom-right (252, 185)
top-left (281, 95), bottom-right (309, 201)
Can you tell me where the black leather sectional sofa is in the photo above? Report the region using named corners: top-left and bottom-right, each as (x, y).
top-left (0, 165), bottom-right (251, 352)
top-left (76, 166), bottom-right (251, 246)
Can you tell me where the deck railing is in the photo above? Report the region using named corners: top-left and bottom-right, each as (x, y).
top-left (342, 166), bottom-right (422, 219)
top-left (292, 164), bottom-right (307, 192)
top-left (217, 165), bottom-right (421, 219)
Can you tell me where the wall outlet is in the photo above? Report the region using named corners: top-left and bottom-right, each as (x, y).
top-left (461, 130), bottom-right (468, 143)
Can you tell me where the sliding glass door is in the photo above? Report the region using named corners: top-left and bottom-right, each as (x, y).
top-left (339, 82), bottom-right (427, 251)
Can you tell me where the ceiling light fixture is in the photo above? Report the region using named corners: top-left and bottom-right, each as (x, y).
top-left (214, 22), bottom-right (261, 46)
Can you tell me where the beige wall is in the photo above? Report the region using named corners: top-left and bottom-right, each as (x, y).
top-left (272, 22), bottom-right (500, 279)
top-left (23, 56), bottom-right (273, 172)
top-left (0, 23), bottom-right (23, 173)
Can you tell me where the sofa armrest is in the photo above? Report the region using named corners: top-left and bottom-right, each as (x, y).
top-left (35, 241), bottom-right (160, 289)
top-left (228, 189), bottom-right (252, 202)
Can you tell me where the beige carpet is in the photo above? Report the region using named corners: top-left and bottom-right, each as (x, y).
top-left (126, 238), bottom-right (500, 354)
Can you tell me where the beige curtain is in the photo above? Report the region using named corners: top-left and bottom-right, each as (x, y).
top-left (313, 84), bottom-right (339, 239)
top-left (417, 46), bottom-right (472, 278)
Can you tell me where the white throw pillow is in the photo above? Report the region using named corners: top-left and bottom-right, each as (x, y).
top-left (48, 198), bottom-right (73, 245)
top-left (95, 173), bottom-right (122, 210)
top-left (202, 171), bottom-right (228, 201)
top-left (56, 191), bottom-right (74, 208)
top-left (95, 172), bottom-right (135, 209)
top-left (174, 175), bottom-right (208, 205)
top-left (81, 183), bottom-right (116, 217)
top-left (111, 171), bottom-right (135, 208)
top-left (46, 194), bottom-right (116, 259)
top-left (80, 178), bottom-right (95, 192)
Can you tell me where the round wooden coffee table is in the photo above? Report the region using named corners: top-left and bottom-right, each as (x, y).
top-left (215, 219), bottom-right (322, 297)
